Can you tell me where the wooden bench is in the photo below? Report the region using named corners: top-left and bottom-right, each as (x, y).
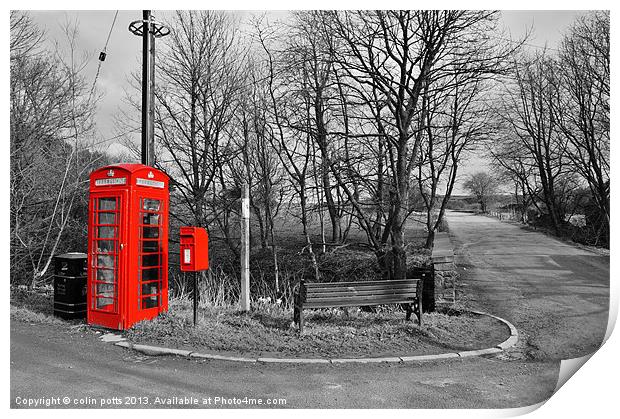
top-left (293, 279), bottom-right (423, 333)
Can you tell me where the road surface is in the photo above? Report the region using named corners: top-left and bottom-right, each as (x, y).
top-left (446, 211), bottom-right (609, 362)
top-left (10, 212), bottom-right (609, 408)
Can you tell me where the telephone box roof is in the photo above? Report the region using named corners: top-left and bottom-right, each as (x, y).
top-left (92, 163), bottom-right (167, 176)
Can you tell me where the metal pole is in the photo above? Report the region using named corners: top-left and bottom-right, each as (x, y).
top-left (140, 10), bottom-right (151, 165)
top-left (193, 271), bottom-right (198, 325)
top-left (240, 183), bottom-right (250, 311)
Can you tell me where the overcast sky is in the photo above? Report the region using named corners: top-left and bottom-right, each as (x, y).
top-left (27, 9), bottom-right (587, 193)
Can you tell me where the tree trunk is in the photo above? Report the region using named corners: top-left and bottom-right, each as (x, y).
top-left (322, 164), bottom-right (341, 243)
top-left (300, 184), bottom-right (320, 281)
top-left (391, 221), bottom-right (408, 280)
top-left (425, 229), bottom-right (435, 249)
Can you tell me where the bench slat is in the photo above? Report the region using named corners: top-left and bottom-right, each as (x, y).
top-left (306, 283), bottom-right (418, 290)
top-left (304, 295), bottom-right (416, 308)
top-left (306, 283), bottom-right (418, 294)
top-left (306, 287), bottom-right (418, 298)
top-left (306, 292), bottom-right (417, 303)
top-left (304, 279), bottom-right (420, 288)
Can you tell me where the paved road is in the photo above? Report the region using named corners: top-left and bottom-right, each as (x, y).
top-left (10, 212), bottom-right (608, 409)
top-left (446, 211), bottom-right (609, 362)
top-left (10, 321), bottom-right (556, 409)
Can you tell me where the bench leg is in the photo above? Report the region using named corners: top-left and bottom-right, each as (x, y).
top-left (417, 305), bottom-right (422, 327)
top-left (294, 304), bottom-right (299, 324)
top-left (418, 289), bottom-right (423, 327)
top-left (293, 302), bottom-right (304, 333)
top-left (405, 304), bottom-right (413, 321)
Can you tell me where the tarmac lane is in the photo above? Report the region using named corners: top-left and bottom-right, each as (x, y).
top-left (11, 320), bottom-right (558, 409)
top-left (445, 211), bottom-right (609, 362)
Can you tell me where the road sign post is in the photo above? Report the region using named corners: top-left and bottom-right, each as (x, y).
top-left (240, 183), bottom-right (250, 312)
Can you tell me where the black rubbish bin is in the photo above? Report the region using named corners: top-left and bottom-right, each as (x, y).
top-left (53, 253), bottom-right (87, 319)
top-left (411, 265), bottom-right (435, 313)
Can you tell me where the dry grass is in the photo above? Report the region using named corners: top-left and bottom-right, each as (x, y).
top-left (10, 287), bottom-right (81, 326)
top-left (10, 305), bottom-right (66, 325)
top-left (126, 297), bottom-right (509, 358)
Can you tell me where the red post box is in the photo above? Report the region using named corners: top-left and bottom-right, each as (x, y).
top-left (87, 164), bottom-right (169, 330)
top-left (180, 227), bottom-right (209, 272)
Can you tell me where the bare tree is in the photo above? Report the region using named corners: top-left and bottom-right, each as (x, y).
top-left (274, 11), bottom-right (345, 243)
top-left (153, 11), bottom-right (246, 237)
top-left (227, 61), bottom-right (286, 292)
top-left (489, 140), bottom-right (541, 223)
top-left (10, 11), bottom-right (44, 62)
top-left (255, 20), bottom-right (321, 280)
top-left (417, 41), bottom-right (507, 248)
top-left (10, 15), bottom-right (99, 286)
top-left (325, 11), bottom-right (506, 279)
top-left (554, 11), bottom-right (609, 245)
top-left (463, 172), bottom-right (499, 213)
top-left (493, 52), bottom-right (570, 234)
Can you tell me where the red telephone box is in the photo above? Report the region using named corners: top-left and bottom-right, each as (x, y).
top-left (87, 164), bottom-right (169, 330)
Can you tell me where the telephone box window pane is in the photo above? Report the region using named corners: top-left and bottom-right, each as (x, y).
top-left (142, 240), bottom-right (159, 253)
top-left (98, 198), bottom-right (117, 210)
top-left (96, 297), bottom-right (114, 310)
top-left (142, 227), bottom-right (159, 239)
top-left (96, 254), bottom-right (115, 269)
top-left (97, 283), bottom-right (115, 295)
top-left (97, 226), bottom-right (116, 238)
top-left (141, 268), bottom-right (159, 281)
top-left (141, 282), bottom-right (159, 296)
top-left (142, 254), bottom-right (160, 267)
top-left (96, 240), bottom-right (115, 253)
top-left (142, 213), bottom-right (160, 225)
top-left (142, 199), bottom-right (160, 211)
top-left (98, 213), bottom-right (116, 225)
top-left (141, 296), bottom-right (158, 309)
top-left (96, 268), bottom-right (115, 282)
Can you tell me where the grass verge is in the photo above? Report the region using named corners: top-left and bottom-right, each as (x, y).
top-left (126, 297), bottom-right (509, 358)
top-left (11, 284), bottom-right (509, 360)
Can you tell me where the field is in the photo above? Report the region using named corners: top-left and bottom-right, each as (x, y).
top-left (171, 209), bottom-right (433, 306)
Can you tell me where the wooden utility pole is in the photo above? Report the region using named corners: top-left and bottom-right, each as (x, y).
top-left (240, 183), bottom-right (250, 311)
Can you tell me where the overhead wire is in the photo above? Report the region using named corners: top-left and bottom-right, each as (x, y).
top-left (88, 10), bottom-right (119, 103)
top-left (102, 10), bottom-right (119, 53)
top-left (87, 128), bottom-right (140, 150)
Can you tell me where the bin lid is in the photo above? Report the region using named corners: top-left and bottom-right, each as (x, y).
top-left (54, 252), bottom-right (87, 259)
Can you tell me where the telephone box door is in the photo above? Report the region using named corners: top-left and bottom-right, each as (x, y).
top-left (135, 195), bottom-right (168, 314)
top-left (88, 192), bottom-right (126, 329)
